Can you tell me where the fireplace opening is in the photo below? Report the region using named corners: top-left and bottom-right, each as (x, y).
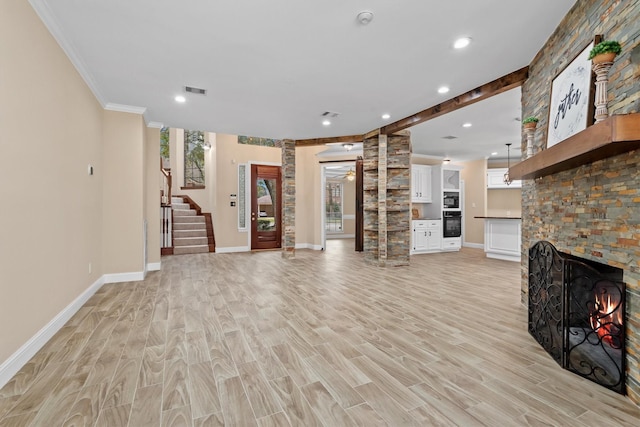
top-left (529, 241), bottom-right (626, 394)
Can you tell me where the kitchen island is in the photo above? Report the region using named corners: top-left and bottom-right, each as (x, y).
top-left (474, 216), bottom-right (521, 262)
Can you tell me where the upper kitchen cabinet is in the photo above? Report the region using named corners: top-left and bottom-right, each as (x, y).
top-left (487, 168), bottom-right (521, 189)
top-left (442, 167), bottom-right (461, 190)
top-left (411, 164), bottom-right (432, 203)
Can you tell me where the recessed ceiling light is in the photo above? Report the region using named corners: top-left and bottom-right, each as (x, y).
top-left (443, 159), bottom-right (451, 164)
top-left (322, 120), bottom-right (331, 126)
top-left (175, 95), bottom-right (186, 103)
top-left (438, 86), bottom-right (450, 94)
top-left (491, 152), bottom-right (498, 156)
top-left (454, 37), bottom-right (471, 49)
top-left (382, 113), bottom-right (391, 120)
top-left (462, 123), bottom-right (472, 128)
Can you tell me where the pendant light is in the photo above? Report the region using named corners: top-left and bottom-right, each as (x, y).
top-left (503, 143), bottom-right (512, 185)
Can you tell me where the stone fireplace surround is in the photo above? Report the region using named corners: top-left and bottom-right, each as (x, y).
top-left (519, 0), bottom-right (640, 405)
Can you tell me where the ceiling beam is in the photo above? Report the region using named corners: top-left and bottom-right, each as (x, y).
top-left (295, 134), bottom-right (364, 147)
top-left (379, 66), bottom-right (529, 135)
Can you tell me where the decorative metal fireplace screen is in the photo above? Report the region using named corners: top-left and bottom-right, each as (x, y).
top-left (528, 241), bottom-right (626, 394)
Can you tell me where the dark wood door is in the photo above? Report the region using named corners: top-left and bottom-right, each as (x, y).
top-left (355, 157), bottom-right (364, 252)
top-left (251, 164), bottom-right (282, 250)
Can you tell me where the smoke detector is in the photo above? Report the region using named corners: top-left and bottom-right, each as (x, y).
top-left (357, 11), bottom-right (374, 25)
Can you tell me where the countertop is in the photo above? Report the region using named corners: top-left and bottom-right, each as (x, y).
top-left (412, 217), bottom-right (441, 220)
top-left (474, 216), bottom-right (522, 220)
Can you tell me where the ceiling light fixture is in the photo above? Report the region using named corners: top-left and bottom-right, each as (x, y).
top-left (174, 95), bottom-right (186, 103)
top-left (438, 86), bottom-right (450, 94)
top-left (504, 143), bottom-right (512, 185)
top-left (357, 11), bottom-right (374, 25)
top-left (342, 143), bottom-right (353, 151)
top-left (454, 37), bottom-right (471, 49)
top-left (382, 113), bottom-right (391, 120)
top-left (345, 168), bottom-right (356, 181)
top-left (443, 159), bottom-right (451, 164)
top-left (322, 120), bottom-right (331, 126)
top-left (462, 123), bottom-right (472, 128)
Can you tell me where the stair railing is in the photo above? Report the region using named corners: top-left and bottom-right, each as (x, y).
top-left (160, 158), bottom-right (172, 206)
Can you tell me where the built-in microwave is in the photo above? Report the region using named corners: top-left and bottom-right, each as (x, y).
top-left (443, 192), bottom-right (459, 209)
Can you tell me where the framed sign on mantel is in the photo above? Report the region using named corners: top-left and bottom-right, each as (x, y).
top-left (546, 36), bottom-right (600, 149)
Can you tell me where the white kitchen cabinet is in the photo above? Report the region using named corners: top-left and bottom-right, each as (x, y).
top-left (412, 219), bottom-right (441, 254)
top-left (411, 165), bottom-right (432, 203)
top-left (483, 218), bottom-right (522, 262)
top-left (487, 168), bottom-right (522, 188)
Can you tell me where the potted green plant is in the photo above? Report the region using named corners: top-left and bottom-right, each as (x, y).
top-left (522, 116), bottom-right (539, 129)
top-left (589, 40), bottom-right (622, 64)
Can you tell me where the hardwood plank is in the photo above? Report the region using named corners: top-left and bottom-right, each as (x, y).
top-left (129, 384), bottom-right (163, 426)
top-left (94, 403), bottom-right (131, 427)
top-left (237, 361), bottom-right (282, 418)
top-left (305, 355), bottom-right (364, 409)
top-left (188, 362), bottom-right (221, 419)
top-left (219, 376), bottom-right (258, 427)
top-left (139, 344), bottom-right (165, 387)
top-left (345, 403), bottom-right (388, 427)
top-left (162, 405), bottom-right (192, 427)
top-left (269, 376), bottom-right (323, 427)
top-left (353, 382), bottom-right (419, 426)
top-left (162, 358), bottom-right (190, 411)
top-left (350, 356), bottom-right (424, 411)
top-left (299, 381), bottom-right (355, 426)
top-left (257, 411), bottom-right (292, 427)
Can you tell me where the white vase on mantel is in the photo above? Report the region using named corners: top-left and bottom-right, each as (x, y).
top-left (592, 53), bottom-right (617, 123)
top-left (523, 122), bottom-right (537, 158)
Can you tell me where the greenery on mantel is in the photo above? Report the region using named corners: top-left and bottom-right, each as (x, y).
top-left (522, 117), bottom-right (539, 124)
top-left (588, 40), bottom-right (622, 60)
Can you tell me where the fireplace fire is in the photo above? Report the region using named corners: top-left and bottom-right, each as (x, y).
top-left (590, 287), bottom-right (624, 347)
top-left (529, 241), bottom-right (626, 394)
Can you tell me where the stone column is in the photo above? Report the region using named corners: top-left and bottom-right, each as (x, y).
top-left (281, 139), bottom-right (295, 258)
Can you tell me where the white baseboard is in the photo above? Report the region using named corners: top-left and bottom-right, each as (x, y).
top-left (103, 271), bottom-right (145, 283)
top-left (146, 262), bottom-right (161, 272)
top-left (216, 246), bottom-right (250, 253)
top-left (295, 243), bottom-right (323, 250)
top-left (0, 276), bottom-right (105, 389)
top-left (463, 242), bottom-right (484, 249)
top-left (326, 234), bottom-right (355, 239)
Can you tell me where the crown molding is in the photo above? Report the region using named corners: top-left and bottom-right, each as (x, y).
top-left (104, 103), bottom-right (147, 115)
top-left (147, 121), bottom-right (165, 129)
top-left (29, 0), bottom-right (107, 107)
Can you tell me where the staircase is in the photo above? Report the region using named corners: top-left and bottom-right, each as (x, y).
top-left (171, 196), bottom-right (215, 255)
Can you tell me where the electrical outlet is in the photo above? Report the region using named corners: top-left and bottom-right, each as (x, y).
top-left (88, 262), bottom-right (92, 274)
top-left (88, 164), bottom-right (94, 175)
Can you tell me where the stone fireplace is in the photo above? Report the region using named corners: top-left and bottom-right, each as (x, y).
top-left (517, 0), bottom-right (640, 404)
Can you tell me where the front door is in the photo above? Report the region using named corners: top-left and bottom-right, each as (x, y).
top-left (251, 164), bottom-right (282, 250)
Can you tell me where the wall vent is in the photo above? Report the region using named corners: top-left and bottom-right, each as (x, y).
top-left (321, 111), bottom-right (340, 117)
top-left (442, 135), bottom-right (458, 140)
top-left (185, 86), bottom-right (207, 95)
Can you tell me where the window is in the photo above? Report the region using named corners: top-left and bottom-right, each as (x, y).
top-left (160, 127), bottom-right (170, 167)
top-left (238, 164), bottom-right (247, 230)
top-left (325, 182), bottom-right (343, 233)
top-left (184, 130), bottom-right (205, 187)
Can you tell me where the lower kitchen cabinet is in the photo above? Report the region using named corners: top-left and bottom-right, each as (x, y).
top-left (411, 220), bottom-right (442, 254)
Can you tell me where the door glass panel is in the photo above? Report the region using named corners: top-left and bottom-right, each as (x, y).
top-left (257, 178), bottom-right (277, 232)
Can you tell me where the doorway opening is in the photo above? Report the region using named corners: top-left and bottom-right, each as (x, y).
top-left (321, 161), bottom-right (362, 252)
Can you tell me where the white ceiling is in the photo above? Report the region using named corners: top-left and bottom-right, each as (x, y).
top-left (30, 0), bottom-right (577, 162)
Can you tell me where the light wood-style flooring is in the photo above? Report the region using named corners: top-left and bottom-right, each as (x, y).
top-left (1, 241), bottom-right (639, 426)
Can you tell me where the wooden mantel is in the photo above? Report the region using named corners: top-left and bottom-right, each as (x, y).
top-left (509, 113), bottom-right (640, 180)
